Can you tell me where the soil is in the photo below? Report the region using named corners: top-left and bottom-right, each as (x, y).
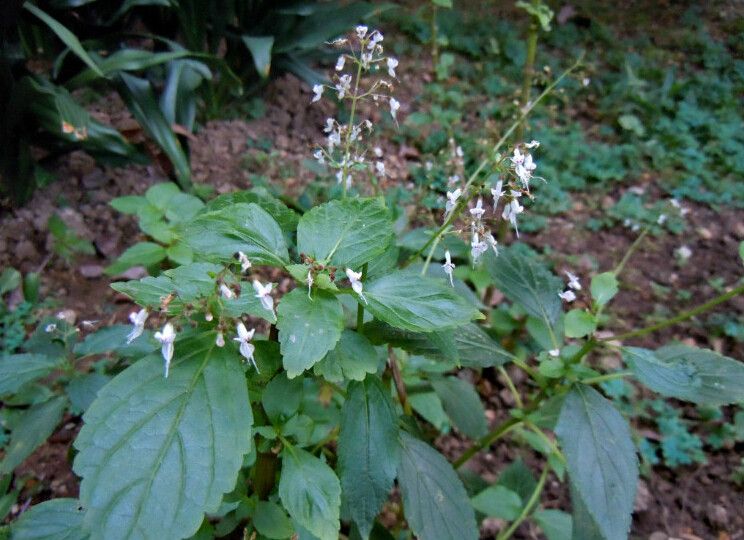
top-left (1, 7), bottom-right (743, 539)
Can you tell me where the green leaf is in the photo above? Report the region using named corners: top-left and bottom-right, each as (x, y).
top-left (167, 242), bottom-right (194, 265)
top-left (0, 267), bottom-right (21, 296)
top-left (314, 330), bottom-right (379, 383)
top-left (555, 386), bottom-right (637, 540)
top-left (145, 182), bottom-right (181, 209)
top-left (105, 242), bottom-right (167, 275)
top-left (532, 509), bottom-right (573, 540)
top-left (23, 3), bottom-right (103, 77)
top-left (279, 448), bottom-right (341, 540)
top-left (739, 241), bottom-right (744, 264)
top-left (569, 481), bottom-right (604, 540)
top-left (0, 396), bottom-right (67, 474)
top-left (497, 458), bottom-right (536, 501)
top-left (564, 310), bottom-right (597, 338)
top-left (253, 501), bottom-right (293, 539)
top-left (515, 0), bottom-right (554, 31)
top-left (206, 190), bottom-right (299, 233)
top-left (243, 36), bottom-right (274, 78)
top-left (470, 485), bottom-right (522, 520)
top-left (409, 392), bottom-right (449, 431)
top-left (277, 289), bottom-right (344, 378)
top-left (262, 373), bottom-right (303, 423)
top-left (73, 333), bottom-right (253, 540)
top-left (297, 198), bottom-right (394, 269)
top-left (486, 247), bottom-right (562, 327)
top-left (623, 345), bottom-right (744, 406)
top-left (0, 354), bottom-right (61, 397)
top-left (110, 195), bottom-right (148, 215)
top-left (11, 498), bottom-right (87, 540)
top-left (431, 0), bottom-right (453, 7)
top-left (338, 376), bottom-right (399, 538)
top-left (111, 276), bottom-right (178, 310)
top-left (181, 203), bottom-right (289, 266)
top-left (590, 272), bottom-right (619, 307)
top-left (66, 373), bottom-right (112, 414)
top-left (397, 432), bottom-right (478, 540)
top-left (431, 377), bottom-right (487, 439)
top-left (454, 323), bottom-right (514, 368)
top-left (364, 271), bottom-right (482, 333)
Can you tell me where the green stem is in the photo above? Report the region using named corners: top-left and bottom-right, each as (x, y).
top-left (581, 370), bottom-right (632, 385)
top-left (357, 262), bottom-right (368, 330)
top-left (421, 226), bottom-right (448, 275)
top-left (496, 465), bottom-right (549, 540)
top-left (499, 366), bottom-right (523, 408)
top-left (430, 3), bottom-right (439, 70)
top-left (454, 417), bottom-right (522, 469)
top-left (613, 227), bottom-right (649, 277)
top-left (341, 59), bottom-right (364, 199)
top-left (601, 282), bottom-right (744, 343)
top-left (514, 21), bottom-right (538, 143)
top-left (403, 54), bottom-right (584, 268)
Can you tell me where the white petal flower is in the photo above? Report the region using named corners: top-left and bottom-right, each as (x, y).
top-left (234, 322), bottom-right (259, 372)
top-left (367, 30), bottom-right (383, 50)
top-left (307, 270), bottom-right (314, 298)
top-left (313, 149), bottom-right (324, 164)
top-left (389, 97), bottom-right (400, 121)
top-left (469, 197), bottom-right (485, 220)
top-left (205, 312), bottom-right (214, 322)
top-left (676, 245), bottom-right (692, 260)
top-left (238, 251), bottom-right (252, 272)
top-left (511, 147), bottom-right (525, 165)
top-left (455, 146), bottom-right (464, 158)
top-left (323, 118), bottom-right (335, 133)
top-left (336, 74), bottom-right (352, 99)
top-left (312, 84), bottom-right (324, 103)
top-left (375, 161), bottom-right (386, 176)
top-left (470, 233), bottom-right (488, 263)
top-left (220, 283), bottom-right (235, 300)
top-left (442, 250), bottom-right (456, 287)
top-left (355, 25), bottom-right (368, 39)
top-left (485, 231), bottom-right (499, 255)
top-left (361, 52), bottom-right (373, 68)
top-left (374, 146), bottom-right (383, 157)
top-left (154, 322), bottom-right (176, 378)
top-left (45, 323), bottom-right (57, 333)
top-left (549, 348), bottom-right (560, 357)
top-left (346, 268), bottom-right (367, 304)
top-left (491, 180), bottom-right (505, 211)
top-left (445, 188), bottom-right (462, 214)
top-left (565, 271), bottom-right (582, 291)
top-left (253, 280), bottom-right (274, 313)
top-left (335, 55), bottom-right (346, 71)
top-left (525, 140), bottom-right (540, 149)
top-left (558, 290), bottom-right (576, 302)
top-left (215, 332), bottom-right (225, 347)
top-left (126, 308), bottom-right (148, 344)
top-left (386, 57), bottom-right (398, 78)
top-left (502, 198), bottom-right (524, 236)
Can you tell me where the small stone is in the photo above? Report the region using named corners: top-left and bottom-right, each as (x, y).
top-left (706, 503), bottom-right (728, 528)
top-left (119, 266), bottom-right (148, 280)
top-left (79, 264), bottom-right (104, 279)
top-left (81, 168), bottom-right (107, 189)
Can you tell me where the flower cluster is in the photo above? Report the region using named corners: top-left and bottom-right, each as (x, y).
top-left (311, 26), bottom-right (401, 193)
top-left (559, 270), bottom-right (582, 303)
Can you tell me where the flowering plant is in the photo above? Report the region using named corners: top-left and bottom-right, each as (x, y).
top-left (7, 25), bottom-right (744, 540)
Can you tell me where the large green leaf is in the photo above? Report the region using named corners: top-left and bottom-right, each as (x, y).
top-left (277, 289), bottom-right (344, 378)
top-left (314, 330), bottom-right (379, 383)
top-left (296, 198), bottom-right (394, 269)
top-left (555, 386), bottom-right (637, 540)
top-left (338, 376), bottom-right (399, 538)
top-left (397, 432), bottom-right (478, 540)
top-left (181, 203), bottom-right (289, 266)
top-left (470, 485), bottom-right (522, 520)
top-left (73, 334), bottom-right (253, 540)
top-left (486, 247), bottom-right (562, 327)
top-left (105, 242), bottom-right (167, 275)
top-left (431, 376), bottom-right (488, 439)
top-left (11, 498), bottom-right (87, 540)
top-left (279, 448), bottom-right (341, 540)
top-left (243, 36), bottom-right (274, 77)
top-left (0, 396), bottom-right (67, 474)
top-left (206, 190), bottom-right (299, 233)
top-left (0, 354), bottom-right (61, 397)
top-left (533, 509), bottom-right (573, 540)
top-left (364, 271), bottom-right (482, 332)
top-left (623, 345), bottom-right (744, 406)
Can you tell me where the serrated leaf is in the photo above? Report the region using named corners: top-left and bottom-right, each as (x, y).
top-left (277, 289), bottom-right (344, 378)
top-left (486, 247), bottom-right (562, 327)
top-left (297, 198), bottom-right (394, 269)
top-left (262, 373), bottom-right (303, 423)
top-left (623, 345), bottom-right (744, 406)
top-left (397, 432), bottom-right (478, 540)
top-left (145, 182), bottom-right (181, 209)
top-left (66, 373), bottom-right (112, 414)
top-left (206, 190), bottom-right (299, 233)
top-left (181, 203), bottom-right (289, 266)
top-left (0, 396), bottom-right (67, 474)
top-left (11, 498), bottom-right (87, 540)
top-left (470, 485), bottom-right (522, 520)
top-left (533, 509), bottom-right (573, 540)
top-left (253, 501), bottom-right (293, 539)
top-left (555, 386), bottom-right (637, 540)
top-left (73, 333), bottom-right (253, 540)
top-left (166, 242), bottom-right (194, 265)
top-left (431, 376), bottom-right (487, 439)
top-left (279, 448), bottom-right (341, 540)
top-left (110, 195), bottom-right (148, 215)
top-left (338, 376), bottom-right (399, 538)
top-left (590, 272), bottom-right (619, 307)
top-left (314, 330), bottom-right (379, 383)
top-left (0, 267), bottom-right (21, 296)
top-left (73, 325), bottom-right (157, 357)
top-left (409, 392), bottom-right (450, 431)
top-left (0, 354), bottom-right (61, 397)
top-left (111, 275), bottom-right (179, 310)
top-left (105, 242), bottom-right (167, 275)
top-left (564, 310), bottom-right (597, 338)
top-left (364, 271), bottom-right (482, 333)
top-left (497, 458), bottom-right (537, 501)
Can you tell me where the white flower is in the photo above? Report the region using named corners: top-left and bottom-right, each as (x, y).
top-left (323, 118), bottom-right (335, 133)
top-left (220, 283), bottom-right (235, 300)
top-left (346, 268), bottom-right (367, 304)
top-left (367, 30), bottom-right (384, 50)
top-left (205, 312), bottom-right (214, 322)
top-left (425, 161), bottom-right (433, 171)
top-left (374, 146), bottom-right (383, 157)
top-left (215, 332), bottom-right (225, 347)
top-left (313, 149), bottom-right (325, 165)
top-left (670, 198), bottom-right (689, 216)
top-left (456, 145), bottom-right (464, 158)
top-left (45, 323), bottom-right (57, 333)
top-left (582, 77), bottom-right (591, 87)
top-left (126, 308), bottom-right (148, 344)
top-left (502, 198), bottom-right (524, 236)
top-left (491, 180), bottom-right (505, 211)
top-left (558, 290), bottom-right (576, 302)
top-left (565, 270), bottom-right (582, 291)
top-left (307, 270), bottom-right (314, 298)
top-left (676, 245), bottom-right (692, 260)
top-left (253, 280), bottom-right (274, 312)
top-left (549, 348), bottom-right (560, 357)
top-left (447, 174), bottom-right (460, 185)
top-left (525, 140), bottom-right (540, 149)
top-left (386, 57), bottom-right (398, 78)
top-left (445, 188), bottom-right (462, 214)
top-left (657, 213), bottom-right (667, 225)
top-left (238, 251), bottom-right (252, 272)
top-left (363, 119), bottom-right (373, 131)
top-left (355, 25), bottom-right (368, 39)
top-left (389, 97), bottom-right (400, 120)
top-left (312, 84), bottom-right (324, 103)
top-left (335, 55), bottom-right (346, 71)
top-left (514, 153), bottom-right (536, 188)
top-left (511, 147), bottom-right (525, 165)
top-left (485, 231), bottom-right (499, 255)
top-left (375, 161), bottom-right (386, 176)
top-left (234, 322), bottom-right (258, 372)
top-left (471, 233), bottom-right (488, 263)
top-left (361, 52), bottom-right (373, 68)
top-left (336, 74), bottom-right (352, 99)
top-left (154, 322), bottom-right (176, 378)
top-left (327, 129), bottom-right (342, 150)
top-left (469, 197), bottom-right (485, 220)
top-left (442, 250), bottom-right (455, 287)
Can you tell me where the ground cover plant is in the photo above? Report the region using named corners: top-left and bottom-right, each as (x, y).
top-left (1, 1), bottom-right (744, 539)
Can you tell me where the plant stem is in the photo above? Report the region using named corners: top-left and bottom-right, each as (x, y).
top-left (402, 54), bottom-right (584, 268)
top-left (581, 370), bottom-right (632, 385)
top-left (499, 366), bottom-right (523, 408)
top-left (514, 21), bottom-right (538, 143)
top-left (341, 59), bottom-right (364, 199)
top-left (421, 226), bottom-right (448, 275)
top-left (430, 3), bottom-right (439, 70)
top-left (357, 262), bottom-right (368, 330)
top-left (252, 449), bottom-right (279, 500)
top-left (388, 346), bottom-right (412, 415)
top-left (496, 465), bottom-right (549, 540)
top-left (601, 282), bottom-right (744, 343)
top-left (454, 417), bottom-right (522, 469)
top-left (613, 227), bottom-right (649, 277)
